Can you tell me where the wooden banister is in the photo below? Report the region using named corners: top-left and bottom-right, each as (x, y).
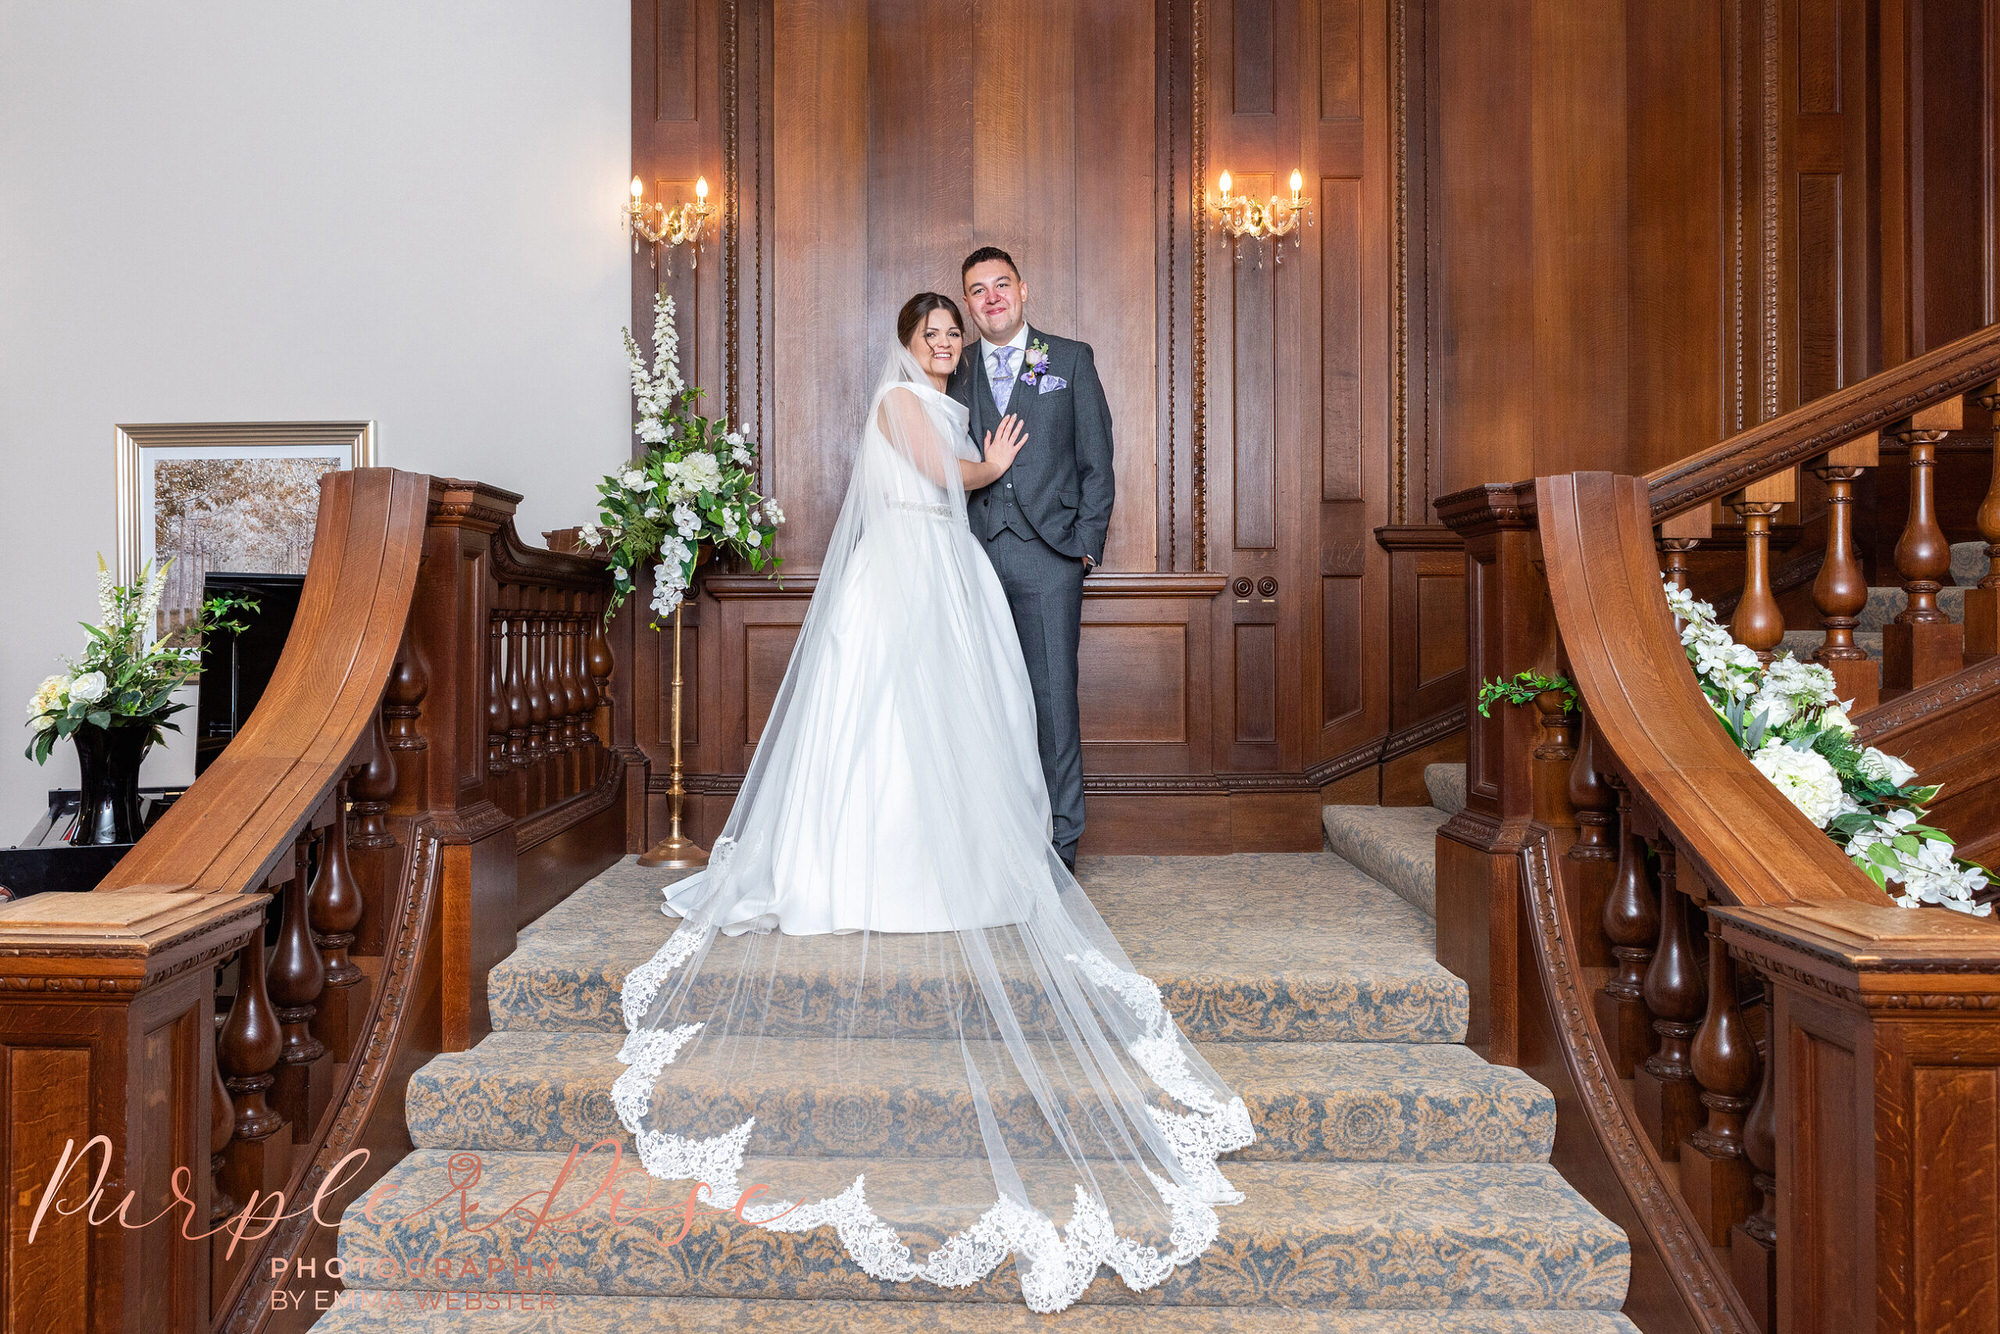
top-left (99, 469), bottom-right (430, 897)
top-left (1441, 325), bottom-right (2000, 1331)
top-left (1642, 323), bottom-right (2000, 521)
top-left (0, 468), bottom-right (638, 1334)
top-left (1536, 473), bottom-right (1883, 908)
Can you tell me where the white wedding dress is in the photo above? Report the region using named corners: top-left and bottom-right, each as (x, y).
top-left (613, 347), bottom-right (1252, 1313)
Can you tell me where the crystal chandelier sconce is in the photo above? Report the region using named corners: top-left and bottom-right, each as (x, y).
top-left (625, 175), bottom-right (715, 278)
top-left (1209, 170), bottom-right (1313, 265)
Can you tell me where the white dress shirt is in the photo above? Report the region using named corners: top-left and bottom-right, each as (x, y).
top-left (980, 324), bottom-right (1031, 391)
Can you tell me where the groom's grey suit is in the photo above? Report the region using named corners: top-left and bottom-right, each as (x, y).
top-left (949, 326), bottom-right (1114, 865)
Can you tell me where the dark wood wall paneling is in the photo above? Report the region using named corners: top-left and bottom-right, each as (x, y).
top-left (1207, 0), bottom-right (1403, 802)
top-left (632, 0), bottom-right (1406, 852)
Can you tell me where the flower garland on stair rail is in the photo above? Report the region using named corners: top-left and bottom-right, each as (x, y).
top-left (1475, 578), bottom-right (1992, 915)
top-left (1662, 578), bottom-right (1990, 915)
top-left (580, 292), bottom-right (785, 624)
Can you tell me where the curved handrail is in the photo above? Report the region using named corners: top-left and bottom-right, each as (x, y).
top-left (98, 467), bottom-right (430, 896)
top-left (1643, 324), bottom-right (2000, 520)
top-left (1537, 471), bottom-right (1884, 906)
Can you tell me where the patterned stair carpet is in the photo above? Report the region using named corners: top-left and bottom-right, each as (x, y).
top-left (1319, 764), bottom-right (1465, 918)
top-left (311, 853), bottom-right (1635, 1332)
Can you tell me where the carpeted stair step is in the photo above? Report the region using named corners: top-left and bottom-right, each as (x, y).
top-left (405, 1031), bottom-right (1555, 1164)
top-left (305, 1296), bottom-right (1641, 1333)
top-left (1320, 804), bottom-right (1447, 917)
top-left (1854, 582), bottom-right (1964, 633)
top-left (1425, 763), bottom-right (1466, 817)
top-left (491, 855), bottom-right (1469, 1045)
top-left (336, 1150), bottom-right (1630, 1310)
top-left (1776, 627), bottom-right (1883, 663)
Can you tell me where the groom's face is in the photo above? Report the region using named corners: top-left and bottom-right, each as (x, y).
top-left (964, 260), bottom-right (1027, 345)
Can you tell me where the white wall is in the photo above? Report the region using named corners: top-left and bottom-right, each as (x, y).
top-left (0, 3), bottom-right (631, 837)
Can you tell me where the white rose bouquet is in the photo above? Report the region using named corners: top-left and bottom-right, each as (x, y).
top-left (24, 558), bottom-right (256, 763)
top-left (583, 293), bottom-right (784, 625)
top-left (1663, 578), bottom-right (1990, 915)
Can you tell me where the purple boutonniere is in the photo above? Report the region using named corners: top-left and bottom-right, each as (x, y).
top-left (1017, 338), bottom-right (1052, 385)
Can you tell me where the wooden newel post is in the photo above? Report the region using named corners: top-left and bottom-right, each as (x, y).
top-left (1434, 482), bottom-right (1547, 1064)
top-left (1715, 902), bottom-right (2000, 1334)
top-left (0, 890), bottom-right (268, 1334)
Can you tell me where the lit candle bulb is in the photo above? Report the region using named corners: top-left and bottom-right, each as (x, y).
top-left (1218, 170), bottom-right (1232, 200)
top-left (1290, 169), bottom-right (1303, 203)
top-left (696, 176), bottom-right (709, 201)
top-left (630, 175), bottom-right (645, 201)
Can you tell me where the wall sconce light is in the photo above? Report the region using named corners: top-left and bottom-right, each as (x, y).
top-left (1209, 169), bottom-right (1313, 265)
top-left (625, 174), bottom-right (715, 276)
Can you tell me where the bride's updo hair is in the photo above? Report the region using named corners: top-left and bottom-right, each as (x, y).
top-left (896, 292), bottom-right (963, 348)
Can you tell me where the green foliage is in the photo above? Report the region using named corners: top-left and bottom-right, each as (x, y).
top-left (1475, 671), bottom-right (1578, 718)
top-left (23, 559), bottom-right (257, 764)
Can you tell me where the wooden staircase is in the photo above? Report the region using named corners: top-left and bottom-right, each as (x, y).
top-left (1435, 324), bottom-right (2000, 1334)
top-left (304, 853), bottom-right (1637, 1329)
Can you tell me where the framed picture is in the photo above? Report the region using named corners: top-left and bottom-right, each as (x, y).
top-left (114, 421), bottom-right (376, 634)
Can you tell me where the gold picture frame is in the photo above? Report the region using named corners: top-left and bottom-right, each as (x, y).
top-left (114, 421), bottom-right (376, 631)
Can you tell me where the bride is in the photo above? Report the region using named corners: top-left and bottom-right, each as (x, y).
top-left (612, 292), bottom-right (1252, 1313)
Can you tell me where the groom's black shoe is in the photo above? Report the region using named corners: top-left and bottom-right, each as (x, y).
top-left (1059, 851), bottom-right (1078, 875)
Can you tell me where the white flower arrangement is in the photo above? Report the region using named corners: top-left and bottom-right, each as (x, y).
top-left (586, 293), bottom-right (784, 624)
top-left (23, 558), bottom-right (256, 763)
top-left (1663, 578), bottom-right (1991, 915)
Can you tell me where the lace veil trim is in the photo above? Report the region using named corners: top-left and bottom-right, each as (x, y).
top-left (612, 917), bottom-right (1251, 1314)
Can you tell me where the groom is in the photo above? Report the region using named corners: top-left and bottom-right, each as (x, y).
top-left (950, 246), bottom-right (1115, 873)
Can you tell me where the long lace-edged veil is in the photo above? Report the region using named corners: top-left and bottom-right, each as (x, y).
top-left (611, 344), bottom-right (1252, 1313)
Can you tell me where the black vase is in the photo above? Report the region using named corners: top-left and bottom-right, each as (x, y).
top-left (72, 724), bottom-right (150, 845)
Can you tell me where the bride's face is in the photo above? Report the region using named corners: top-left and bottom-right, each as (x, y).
top-left (908, 308), bottom-right (964, 378)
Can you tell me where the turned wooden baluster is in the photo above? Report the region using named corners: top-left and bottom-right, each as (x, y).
top-left (487, 612), bottom-right (511, 793)
top-left (311, 782), bottom-right (368, 1063)
top-left (504, 603), bottom-right (532, 804)
top-left (564, 604), bottom-right (591, 787)
top-left (1530, 682), bottom-right (1576, 830)
top-left (1811, 440), bottom-right (1881, 710)
top-left (384, 647), bottom-right (429, 752)
top-left (1566, 713), bottom-right (1616, 862)
top-left (1731, 983), bottom-right (1780, 1332)
top-left (1682, 925), bottom-right (1761, 1243)
top-left (217, 906), bottom-right (288, 1204)
top-left (1562, 708), bottom-right (1617, 971)
top-left (348, 706), bottom-right (396, 848)
top-left (560, 606), bottom-right (587, 787)
top-left (1728, 471), bottom-right (1793, 662)
top-left (1658, 539), bottom-right (1697, 591)
top-left (209, 980), bottom-right (236, 1226)
top-left (544, 594), bottom-right (573, 796)
top-left (268, 833), bottom-right (329, 1141)
top-left (587, 605), bottom-right (614, 749)
top-left (524, 596), bottom-right (551, 809)
top-left (1656, 506), bottom-right (1708, 595)
top-left (1884, 423), bottom-right (1965, 691)
top-left (1635, 842), bottom-right (1706, 1158)
top-left (1595, 778), bottom-right (1659, 1077)
top-left (1965, 386), bottom-right (2000, 663)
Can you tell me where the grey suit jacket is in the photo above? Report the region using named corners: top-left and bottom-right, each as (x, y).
top-left (949, 327), bottom-right (1115, 564)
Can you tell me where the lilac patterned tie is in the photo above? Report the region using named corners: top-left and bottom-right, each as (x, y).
top-left (990, 345), bottom-right (1018, 415)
